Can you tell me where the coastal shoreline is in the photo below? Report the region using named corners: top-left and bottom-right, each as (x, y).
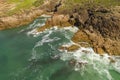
top-left (0, 0), bottom-right (120, 55)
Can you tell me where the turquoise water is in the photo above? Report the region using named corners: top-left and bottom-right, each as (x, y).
top-left (0, 17), bottom-right (120, 80)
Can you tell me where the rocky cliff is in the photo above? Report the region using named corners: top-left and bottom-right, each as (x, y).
top-left (37, 0), bottom-right (120, 55)
top-left (0, 0), bottom-right (120, 55)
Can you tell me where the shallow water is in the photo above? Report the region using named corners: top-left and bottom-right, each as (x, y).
top-left (0, 16), bottom-right (120, 80)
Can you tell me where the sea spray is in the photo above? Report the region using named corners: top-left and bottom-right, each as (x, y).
top-left (27, 26), bottom-right (78, 37)
top-left (29, 26), bottom-right (78, 60)
top-left (28, 24), bottom-right (120, 80)
top-left (1, 16), bottom-right (120, 80)
top-left (59, 41), bottom-right (120, 80)
top-left (19, 17), bottom-right (47, 33)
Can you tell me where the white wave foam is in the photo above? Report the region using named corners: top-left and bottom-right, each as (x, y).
top-left (30, 47), bottom-right (37, 60)
top-left (19, 17), bottom-right (47, 33)
top-left (27, 29), bottom-right (38, 37)
top-left (112, 56), bottom-right (120, 73)
top-left (26, 20), bottom-right (120, 79)
top-left (59, 42), bottom-right (120, 80)
top-left (63, 26), bottom-right (79, 33)
top-left (30, 28), bottom-right (62, 59)
top-left (27, 26), bottom-right (78, 38)
top-left (29, 26), bottom-right (78, 60)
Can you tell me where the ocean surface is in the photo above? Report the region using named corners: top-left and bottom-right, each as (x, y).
top-left (0, 16), bottom-right (120, 80)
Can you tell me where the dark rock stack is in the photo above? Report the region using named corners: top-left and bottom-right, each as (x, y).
top-left (69, 6), bottom-right (120, 40)
top-left (68, 6), bottom-right (120, 55)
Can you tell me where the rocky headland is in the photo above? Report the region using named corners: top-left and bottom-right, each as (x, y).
top-left (0, 0), bottom-right (120, 55)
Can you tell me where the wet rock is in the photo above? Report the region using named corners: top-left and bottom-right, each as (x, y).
top-left (72, 29), bottom-right (120, 55)
top-left (108, 57), bottom-right (116, 63)
top-left (72, 30), bottom-right (90, 43)
top-left (41, 5), bottom-right (120, 55)
top-left (1, 0), bottom-right (120, 56)
top-left (59, 44), bottom-right (80, 52)
top-left (69, 59), bottom-right (76, 66)
top-left (81, 50), bottom-right (90, 54)
top-left (37, 14), bottom-right (71, 32)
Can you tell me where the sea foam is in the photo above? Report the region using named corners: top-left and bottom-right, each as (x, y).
top-left (59, 41), bottom-right (120, 80)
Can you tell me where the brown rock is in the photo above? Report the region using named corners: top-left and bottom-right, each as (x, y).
top-left (96, 47), bottom-right (105, 55)
top-left (78, 9), bottom-right (89, 24)
top-left (67, 5), bottom-right (120, 55)
top-left (59, 44), bottom-right (80, 52)
top-left (37, 14), bottom-right (71, 32)
top-left (72, 30), bottom-right (90, 43)
top-left (108, 57), bottom-right (116, 63)
top-left (0, 9), bottom-right (44, 30)
top-left (71, 29), bottom-right (120, 55)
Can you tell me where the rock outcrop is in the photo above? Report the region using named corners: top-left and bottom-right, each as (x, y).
top-left (0, 0), bottom-right (120, 55)
top-left (68, 6), bottom-right (120, 55)
top-left (38, 4), bottom-right (120, 55)
top-left (0, 8), bottom-right (43, 30)
top-left (37, 14), bottom-right (71, 32)
top-left (0, 0), bottom-right (64, 30)
top-left (37, 3), bottom-right (120, 55)
top-left (72, 30), bottom-right (120, 55)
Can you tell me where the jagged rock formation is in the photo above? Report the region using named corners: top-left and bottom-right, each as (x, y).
top-left (0, 0), bottom-right (120, 55)
top-left (0, 8), bottom-right (43, 30)
top-left (69, 6), bottom-right (120, 40)
top-left (68, 6), bottom-right (120, 55)
top-left (37, 1), bottom-right (120, 55)
top-left (40, 0), bottom-right (63, 12)
top-left (0, 0), bottom-right (64, 30)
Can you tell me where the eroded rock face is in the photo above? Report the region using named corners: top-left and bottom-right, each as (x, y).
top-left (0, 0), bottom-right (64, 30)
top-left (59, 44), bottom-right (80, 52)
top-left (0, 0), bottom-right (120, 55)
top-left (42, 0), bottom-right (63, 12)
top-left (37, 14), bottom-right (71, 32)
top-left (37, 5), bottom-right (120, 55)
top-left (69, 8), bottom-right (89, 26)
top-left (48, 14), bottom-right (70, 26)
top-left (67, 6), bottom-right (120, 55)
top-left (0, 9), bottom-right (43, 30)
top-left (69, 6), bottom-right (120, 40)
top-left (72, 30), bottom-right (120, 55)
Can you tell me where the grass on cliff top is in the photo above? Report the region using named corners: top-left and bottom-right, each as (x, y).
top-left (57, 0), bottom-right (120, 14)
top-left (64, 0), bottom-right (120, 5)
top-left (3, 0), bottom-right (120, 16)
top-left (62, 0), bottom-right (120, 9)
top-left (6, 0), bottom-right (44, 16)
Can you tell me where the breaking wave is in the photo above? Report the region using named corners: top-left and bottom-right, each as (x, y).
top-left (13, 16), bottom-right (120, 80)
top-left (59, 41), bottom-right (120, 80)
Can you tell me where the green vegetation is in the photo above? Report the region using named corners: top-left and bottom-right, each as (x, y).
top-left (6, 0), bottom-right (44, 16)
top-left (33, 0), bottom-right (44, 7)
top-left (57, 0), bottom-right (120, 14)
top-left (64, 0), bottom-right (120, 6)
top-left (62, 0), bottom-right (120, 9)
top-left (1, 0), bottom-right (120, 16)
top-left (8, 0), bottom-right (36, 9)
